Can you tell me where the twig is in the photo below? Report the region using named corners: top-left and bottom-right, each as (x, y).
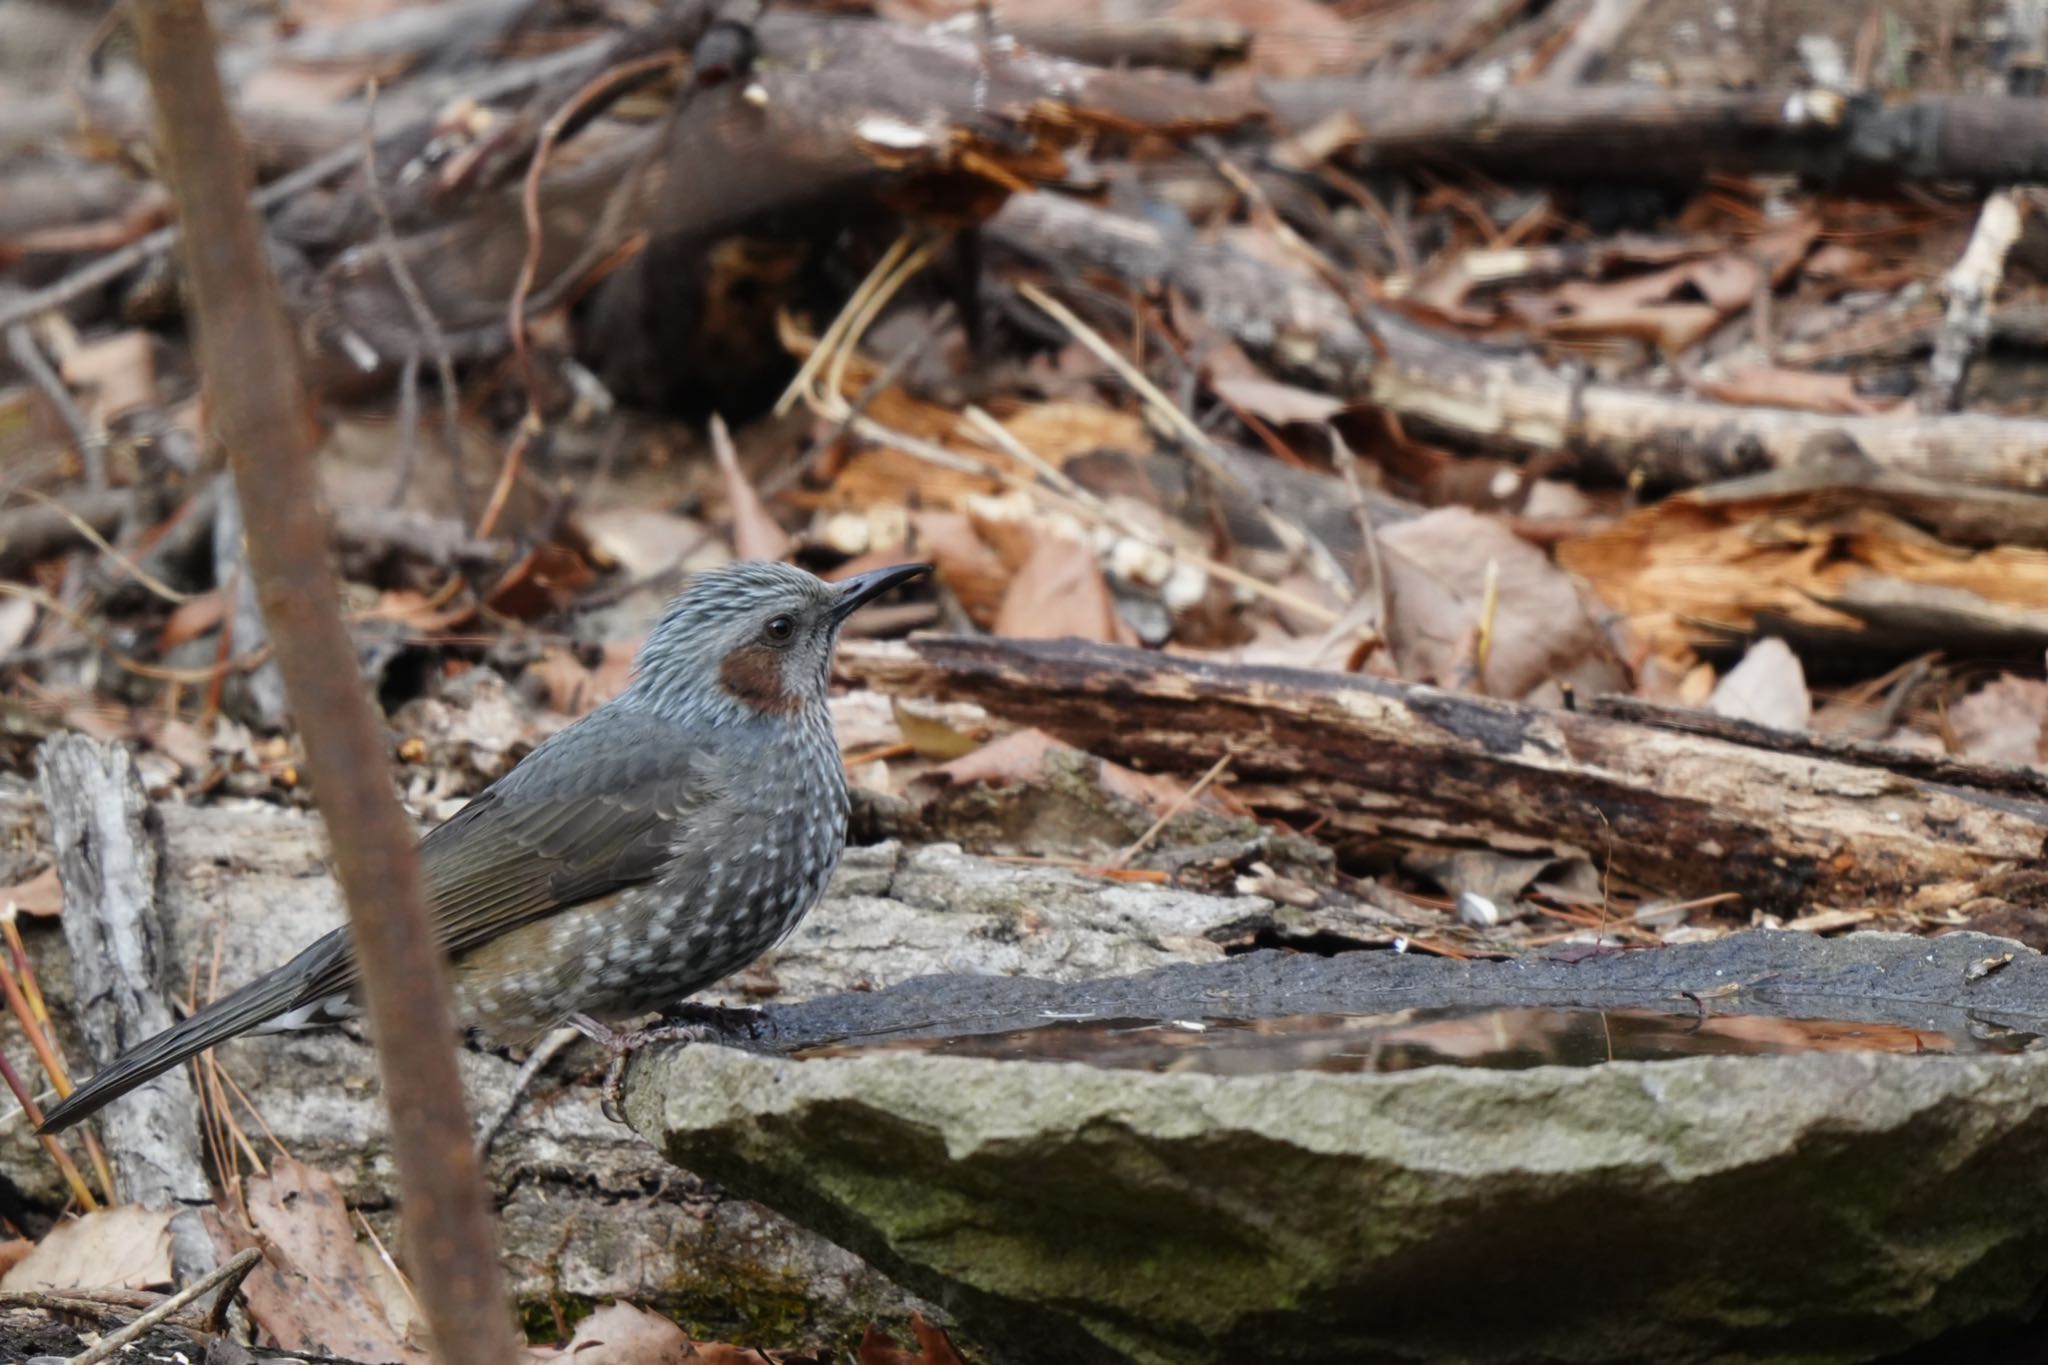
top-left (489, 51), bottom-right (683, 541)
top-left (1016, 280), bottom-right (1356, 602)
top-left (4, 325), bottom-right (106, 490)
top-left (1540, 0), bottom-right (1650, 85)
top-left (840, 407), bottom-right (1343, 623)
top-left (0, 139), bottom-right (362, 337)
top-left (1110, 752), bottom-right (1233, 869)
top-left (814, 300), bottom-right (957, 456)
top-left (63, 1246), bottom-right (263, 1365)
top-left (362, 85), bottom-right (469, 520)
top-left (822, 234), bottom-right (948, 408)
top-left (8, 487), bottom-right (191, 603)
top-left (0, 1048), bottom-right (98, 1210)
top-left (0, 581), bottom-right (272, 684)
top-left (130, 1), bottom-right (517, 1358)
top-left (388, 351), bottom-right (423, 508)
top-left (507, 52), bottom-right (685, 408)
top-left (1316, 423), bottom-right (1388, 663)
top-left (1927, 186), bottom-right (2029, 411)
top-left (1474, 556), bottom-right (1500, 688)
top-left (777, 230), bottom-right (916, 417)
top-left (0, 928), bottom-right (116, 1203)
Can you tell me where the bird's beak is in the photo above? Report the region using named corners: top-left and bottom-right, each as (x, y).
top-left (832, 562), bottom-right (931, 622)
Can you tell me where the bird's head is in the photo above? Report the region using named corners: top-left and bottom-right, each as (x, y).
top-left (625, 560), bottom-right (929, 724)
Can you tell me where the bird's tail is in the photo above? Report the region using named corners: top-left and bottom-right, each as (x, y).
top-left (38, 937), bottom-right (344, 1134)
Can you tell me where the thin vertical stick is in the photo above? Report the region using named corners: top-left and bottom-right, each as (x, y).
top-left (129, 4), bottom-right (518, 1360)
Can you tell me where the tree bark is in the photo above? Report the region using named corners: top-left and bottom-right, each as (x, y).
top-left (838, 636), bottom-right (2048, 913)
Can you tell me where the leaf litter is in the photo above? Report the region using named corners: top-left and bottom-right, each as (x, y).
top-left (6, 0), bottom-right (2048, 1354)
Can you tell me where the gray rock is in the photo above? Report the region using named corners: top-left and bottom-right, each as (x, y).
top-left (0, 780), bottom-right (1286, 1344)
top-left (627, 931), bottom-right (2048, 1364)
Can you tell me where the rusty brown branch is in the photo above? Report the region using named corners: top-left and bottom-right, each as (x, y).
top-left (127, 1), bottom-right (518, 1357)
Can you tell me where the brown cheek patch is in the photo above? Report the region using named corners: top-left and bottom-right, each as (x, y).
top-left (719, 643), bottom-right (802, 715)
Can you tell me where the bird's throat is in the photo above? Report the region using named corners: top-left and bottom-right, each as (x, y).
top-left (718, 642), bottom-right (803, 716)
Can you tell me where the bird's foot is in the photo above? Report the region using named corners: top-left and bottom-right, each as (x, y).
top-left (567, 1013), bottom-right (715, 1123)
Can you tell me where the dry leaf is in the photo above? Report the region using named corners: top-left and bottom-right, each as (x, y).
top-left (56, 329), bottom-right (155, 427)
top-left (0, 1240), bottom-right (33, 1278)
top-left (143, 717), bottom-right (213, 774)
top-left (1707, 637), bottom-right (1811, 731)
top-left (891, 696), bottom-right (993, 760)
top-left (239, 1157), bottom-right (427, 1364)
top-left (581, 506), bottom-right (726, 580)
top-left (1378, 507), bottom-right (1627, 700)
top-left (994, 534), bottom-right (1125, 643)
top-left (934, 729), bottom-right (1231, 819)
top-left (856, 1313), bottom-right (967, 1365)
top-left (0, 596), bottom-right (36, 657)
top-left (539, 1302), bottom-right (696, 1363)
top-left (486, 543), bottom-right (597, 619)
top-left (711, 412), bottom-right (792, 563)
top-left (1949, 676), bottom-right (2048, 767)
top-left (1694, 365), bottom-right (1906, 416)
top-left (0, 865), bottom-right (63, 918)
top-left (528, 642), bottom-right (638, 717)
top-left (909, 509), bottom-right (1008, 625)
top-left (1208, 375), bottom-right (1344, 427)
top-left (1, 1207), bottom-right (173, 1291)
top-left (934, 728), bottom-right (1061, 786)
top-left (158, 589), bottom-right (227, 651)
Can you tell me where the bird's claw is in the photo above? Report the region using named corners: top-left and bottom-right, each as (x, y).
top-left (588, 1019), bottom-right (717, 1123)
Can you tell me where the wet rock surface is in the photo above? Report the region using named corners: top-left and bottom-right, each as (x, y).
top-left (626, 930), bottom-right (2048, 1365)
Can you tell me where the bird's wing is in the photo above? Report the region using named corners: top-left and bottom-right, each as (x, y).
top-left (302, 707), bottom-right (725, 1000)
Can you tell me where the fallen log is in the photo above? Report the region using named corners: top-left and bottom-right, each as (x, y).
top-left (987, 190), bottom-right (2048, 492)
top-left (837, 636), bottom-right (2048, 914)
top-left (311, 10), bottom-right (1259, 386)
top-left (1260, 79), bottom-right (2048, 186)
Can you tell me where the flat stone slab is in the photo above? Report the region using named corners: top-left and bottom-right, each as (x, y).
top-left (626, 930), bottom-right (2048, 1364)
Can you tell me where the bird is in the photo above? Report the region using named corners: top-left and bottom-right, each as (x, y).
top-left (38, 559), bottom-right (930, 1134)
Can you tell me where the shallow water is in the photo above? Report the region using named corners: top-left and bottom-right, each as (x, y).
top-left (794, 1005), bottom-right (2044, 1075)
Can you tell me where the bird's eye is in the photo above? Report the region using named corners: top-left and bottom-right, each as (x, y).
top-left (763, 615), bottom-right (795, 643)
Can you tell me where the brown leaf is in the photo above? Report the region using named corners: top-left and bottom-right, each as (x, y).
top-left (158, 589), bottom-right (226, 651)
top-left (354, 588), bottom-right (478, 634)
top-left (581, 507), bottom-right (726, 581)
top-left (933, 728), bottom-right (1061, 786)
top-left (548, 1302), bottom-right (697, 1363)
top-left (857, 1313), bottom-right (965, 1365)
top-left (528, 642), bottom-right (638, 717)
top-left (142, 716), bottom-right (213, 774)
top-left (1378, 507), bottom-right (1628, 700)
top-left (909, 510), bottom-right (1007, 626)
top-left (240, 1157), bottom-right (426, 1363)
top-left (993, 534), bottom-right (1125, 643)
top-left (1, 1207), bottom-right (173, 1291)
top-left (1693, 364), bottom-right (1906, 416)
top-left (1207, 376), bottom-right (1343, 427)
top-left (711, 412), bottom-right (792, 563)
top-left (486, 543), bottom-right (597, 620)
top-left (0, 865), bottom-right (63, 918)
top-left (0, 1240), bottom-right (32, 1277)
top-left (890, 696), bottom-right (993, 760)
